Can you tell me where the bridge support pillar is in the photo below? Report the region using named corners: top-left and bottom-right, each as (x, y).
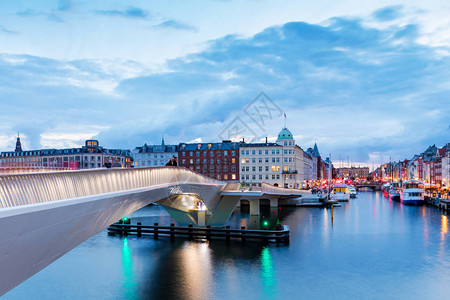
top-left (269, 198), bottom-right (278, 207)
top-left (250, 199), bottom-right (260, 215)
top-left (198, 211), bottom-right (206, 227)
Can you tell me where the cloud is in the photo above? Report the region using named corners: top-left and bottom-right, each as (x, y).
top-left (153, 20), bottom-right (197, 31)
top-left (372, 5), bottom-right (403, 22)
top-left (57, 0), bottom-right (72, 11)
top-left (1, 7), bottom-right (449, 165)
top-left (94, 7), bottom-right (148, 19)
top-left (0, 26), bottom-right (20, 35)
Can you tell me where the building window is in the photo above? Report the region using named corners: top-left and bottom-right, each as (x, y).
top-left (196, 151), bottom-right (200, 156)
top-left (265, 150), bottom-right (268, 155)
top-left (196, 159), bottom-right (200, 164)
top-left (259, 166), bottom-right (262, 172)
top-left (252, 158), bottom-right (256, 163)
top-left (210, 159), bottom-right (214, 164)
top-left (241, 150), bottom-right (245, 155)
top-left (224, 151), bottom-right (228, 156)
top-left (190, 159), bottom-right (193, 164)
top-left (259, 150), bottom-right (262, 155)
top-left (252, 166), bottom-right (256, 172)
top-left (252, 150), bottom-right (255, 155)
top-left (224, 174), bottom-right (228, 180)
top-left (232, 151), bottom-right (236, 156)
top-left (217, 151), bottom-right (221, 156)
top-left (182, 159), bottom-right (186, 164)
top-left (265, 166), bottom-right (269, 171)
top-left (232, 174), bottom-right (236, 180)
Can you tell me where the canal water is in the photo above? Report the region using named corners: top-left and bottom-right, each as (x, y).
top-left (5, 191), bottom-right (450, 300)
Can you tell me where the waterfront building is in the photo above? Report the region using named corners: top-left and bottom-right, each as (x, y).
top-left (178, 140), bottom-right (240, 181)
top-left (132, 137), bottom-right (178, 167)
top-left (442, 146), bottom-right (450, 189)
top-left (337, 167), bottom-right (370, 180)
top-left (239, 128), bottom-right (308, 188)
top-left (0, 139), bottom-right (132, 169)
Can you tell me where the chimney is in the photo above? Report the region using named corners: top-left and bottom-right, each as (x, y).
top-left (242, 137), bottom-right (245, 143)
top-left (265, 137), bottom-right (268, 144)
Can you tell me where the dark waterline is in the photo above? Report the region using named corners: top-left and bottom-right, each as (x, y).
top-left (5, 191), bottom-right (450, 299)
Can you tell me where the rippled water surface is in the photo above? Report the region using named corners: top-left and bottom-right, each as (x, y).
top-left (5, 191), bottom-right (450, 299)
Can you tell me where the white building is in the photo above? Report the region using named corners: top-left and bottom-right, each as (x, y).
top-left (132, 138), bottom-right (178, 167)
top-left (239, 128), bottom-right (308, 188)
top-left (443, 149), bottom-right (450, 188)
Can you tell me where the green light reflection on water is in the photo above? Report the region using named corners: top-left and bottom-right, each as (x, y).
top-left (260, 246), bottom-right (276, 297)
top-left (122, 237), bottom-right (137, 298)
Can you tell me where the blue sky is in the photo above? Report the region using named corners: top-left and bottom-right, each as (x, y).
top-left (0, 0), bottom-right (449, 168)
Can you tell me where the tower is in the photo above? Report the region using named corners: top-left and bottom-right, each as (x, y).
top-left (15, 133), bottom-right (23, 152)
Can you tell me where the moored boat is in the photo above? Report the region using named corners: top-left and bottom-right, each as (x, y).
top-left (331, 183), bottom-right (350, 202)
top-left (400, 181), bottom-right (424, 205)
top-left (389, 181), bottom-right (401, 201)
top-left (348, 186), bottom-right (357, 198)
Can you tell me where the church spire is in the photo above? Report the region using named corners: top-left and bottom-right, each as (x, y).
top-left (161, 134), bottom-right (165, 146)
top-left (15, 133), bottom-right (23, 152)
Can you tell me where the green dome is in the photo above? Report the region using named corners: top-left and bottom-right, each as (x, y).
top-left (277, 128), bottom-right (293, 140)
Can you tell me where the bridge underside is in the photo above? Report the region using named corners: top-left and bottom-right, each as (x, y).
top-left (0, 182), bottom-right (225, 296)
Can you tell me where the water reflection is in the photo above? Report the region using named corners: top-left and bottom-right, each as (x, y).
top-left (122, 237), bottom-right (137, 299)
top-left (260, 247), bottom-right (276, 297)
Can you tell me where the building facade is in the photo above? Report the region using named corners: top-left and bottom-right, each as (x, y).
top-left (132, 138), bottom-right (178, 167)
top-left (178, 140), bottom-right (240, 181)
top-left (337, 167), bottom-right (370, 180)
top-left (239, 128), bottom-right (308, 188)
top-left (1, 139), bottom-right (131, 169)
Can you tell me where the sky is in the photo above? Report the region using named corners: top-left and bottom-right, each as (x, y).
top-left (0, 0), bottom-right (449, 168)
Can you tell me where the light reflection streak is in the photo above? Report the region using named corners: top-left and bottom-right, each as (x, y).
top-left (180, 243), bottom-right (212, 300)
top-left (122, 237), bottom-right (137, 298)
top-left (440, 215), bottom-right (448, 257)
top-left (260, 247), bottom-right (276, 297)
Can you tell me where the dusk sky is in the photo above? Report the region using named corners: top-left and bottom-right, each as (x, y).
top-left (0, 0), bottom-right (449, 168)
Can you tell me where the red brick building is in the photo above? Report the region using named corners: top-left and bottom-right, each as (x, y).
top-left (178, 141), bottom-right (240, 181)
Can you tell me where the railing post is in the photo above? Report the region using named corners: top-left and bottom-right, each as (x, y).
top-left (154, 223), bottom-right (159, 239)
top-left (206, 225), bottom-right (211, 241)
top-left (241, 226), bottom-right (246, 244)
top-left (188, 224), bottom-right (193, 241)
top-left (137, 222), bottom-right (142, 237)
top-left (170, 223), bottom-right (175, 241)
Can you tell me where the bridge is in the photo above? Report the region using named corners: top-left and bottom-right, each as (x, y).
top-left (0, 167), bottom-right (301, 296)
top-left (354, 182), bottom-right (382, 191)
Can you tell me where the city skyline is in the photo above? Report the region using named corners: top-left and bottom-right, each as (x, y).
top-left (1, 1), bottom-right (449, 167)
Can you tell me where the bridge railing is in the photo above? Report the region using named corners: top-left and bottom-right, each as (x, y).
top-left (0, 167), bottom-right (224, 209)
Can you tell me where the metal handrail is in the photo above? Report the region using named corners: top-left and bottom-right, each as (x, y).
top-left (0, 167), bottom-right (225, 209)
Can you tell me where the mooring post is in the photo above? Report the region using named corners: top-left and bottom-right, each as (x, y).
top-left (170, 223), bottom-right (175, 241)
top-left (226, 225), bottom-right (230, 243)
top-left (137, 222), bottom-right (142, 237)
top-left (188, 224), bottom-right (193, 240)
top-left (241, 226), bottom-right (246, 244)
top-left (206, 225), bottom-right (211, 241)
top-left (331, 204), bottom-right (334, 223)
top-left (154, 223), bottom-right (159, 240)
